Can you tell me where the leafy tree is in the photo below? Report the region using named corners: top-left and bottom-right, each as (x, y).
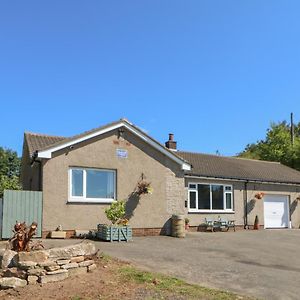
top-left (0, 147), bottom-right (21, 197)
top-left (239, 121), bottom-right (300, 170)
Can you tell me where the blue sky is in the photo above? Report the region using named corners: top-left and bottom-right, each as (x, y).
top-left (0, 1), bottom-right (299, 156)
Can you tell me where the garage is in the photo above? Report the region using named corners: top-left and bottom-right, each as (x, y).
top-left (264, 195), bottom-right (289, 228)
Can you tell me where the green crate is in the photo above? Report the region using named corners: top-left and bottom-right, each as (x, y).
top-left (97, 224), bottom-right (132, 242)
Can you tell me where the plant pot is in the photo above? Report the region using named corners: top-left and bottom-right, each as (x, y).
top-left (50, 231), bottom-right (67, 239)
top-left (185, 224), bottom-right (190, 231)
top-left (253, 215), bottom-right (259, 230)
top-left (97, 224), bottom-right (132, 242)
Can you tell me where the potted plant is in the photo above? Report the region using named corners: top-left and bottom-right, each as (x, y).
top-left (253, 215), bottom-right (259, 230)
top-left (185, 218), bottom-right (190, 231)
top-left (97, 200), bottom-right (132, 242)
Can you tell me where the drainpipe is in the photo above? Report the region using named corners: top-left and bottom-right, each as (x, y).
top-left (30, 151), bottom-right (42, 191)
top-left (244, 181), bottom-right (249, 229)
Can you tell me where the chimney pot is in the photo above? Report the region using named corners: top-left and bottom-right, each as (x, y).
top-left (165, 133), bottom-right (177, 151)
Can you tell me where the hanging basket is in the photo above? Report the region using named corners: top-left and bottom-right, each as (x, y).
top-left (136, 180), bottom-right (153, 195)
top-left (254, 192), bottom-right (265, 200)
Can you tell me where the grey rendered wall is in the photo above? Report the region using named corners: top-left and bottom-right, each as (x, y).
top-left (184, 177), bottom-right (300, 228)
top-left (21, 141), bottom-right (41, 191)
top-left (42, 129), bottom-right (185, 232)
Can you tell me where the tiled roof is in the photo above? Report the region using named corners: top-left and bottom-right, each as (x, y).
top-left (24, 124), bottom-right (300, 185)
top-left (26, 119), bottom-right (189, 167)
top-left (177, 151), bottom-right (300, 184)
top-left (24, 132), bottom-right (67, 157)
top-left (35, 119), bottom-right (123, 153)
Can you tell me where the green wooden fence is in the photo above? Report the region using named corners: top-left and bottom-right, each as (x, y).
top-left (2, 190), bottom-right (42, 239)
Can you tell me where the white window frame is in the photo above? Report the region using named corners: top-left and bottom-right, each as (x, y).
top-left (188, 182), bottom-right (234, 213)
top-left (68, 167), bottom-right (116, 203)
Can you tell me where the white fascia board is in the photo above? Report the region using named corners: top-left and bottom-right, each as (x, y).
top-left (182, 163), bottom-right (191, 171)
top-left (37, 121), bottom-right (191, 171)
top-left (37, 123), bottom-right (122, 159)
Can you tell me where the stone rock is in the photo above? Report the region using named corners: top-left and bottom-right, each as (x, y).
top-left (3, 267), bottom-right (27, 280)
top-left (27, 268), bottom-right (46, 276)
top-left (0, 248), bottom-right (5, 260)
top-left (27, 275), bottom-right (38, 285)
top-left (45, 265), bottom-right (60, 272)
top-left (0, 241), bottom-right (10, 250)
top-left (47, 241), bottom-right (96, 259)
top-left (38, 260), bottom-right (57, 267)
top-left (39, 272), bottom-right (68, 284)
top-left (78, 260), bottom-right (94, 267)
top-left (87, 263), bottom-right (97, 272)
top-left (68, 267), bottom-right (87, 277)
top-left (70, 256), bottom-right (85, 263)
top-left (0, 277), bottom-right (27, 289)
top-left (1, 250), bottom-right (18, 268)
top-left (61, 262), bottom-right (78, 269)
top-left (18, 250), bottom-right (48, 263)
top-left (46, 269), bottom-right (68, 275)
top-left (18, 261), bottom-right (37, 270)
top-left (56, 259), bottom-right (70, 265)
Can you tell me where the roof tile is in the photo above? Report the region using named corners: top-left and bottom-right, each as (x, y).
top-left (25, 132), bottom-right (66, 157)
top-left (23, 125), bottom-right (300, 185)
top-left (178, 151), bottom-right (300, 184)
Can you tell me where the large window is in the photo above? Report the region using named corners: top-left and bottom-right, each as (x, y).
top-left (69, 168), bottom-right (116, 203)
top-left (188, 183), bottom-right (233, 212)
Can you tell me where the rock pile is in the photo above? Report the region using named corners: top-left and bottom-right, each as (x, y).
top-left (0, 241), bottom-right (97, 289)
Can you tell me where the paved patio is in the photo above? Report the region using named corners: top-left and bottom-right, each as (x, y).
top-left (96, 230), bottom-right (300, 300)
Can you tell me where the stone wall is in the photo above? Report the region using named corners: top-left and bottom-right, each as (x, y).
top-left (0, 241), bottom-right (97, 289)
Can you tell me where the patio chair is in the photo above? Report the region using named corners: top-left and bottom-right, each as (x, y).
top-left (219, 218), bottom-right (236, 232)
top-left (204, 217), bottom-right (221, 232)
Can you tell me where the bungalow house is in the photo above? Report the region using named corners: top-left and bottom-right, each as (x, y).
top-left (21, 119), bottom-right (300, 237)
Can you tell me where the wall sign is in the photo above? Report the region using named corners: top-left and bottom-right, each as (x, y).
top-left (116, 148), bottom-right (128, 159)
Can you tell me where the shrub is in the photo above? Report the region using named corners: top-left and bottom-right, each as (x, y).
top-left (105, 200), bottom-right (126, 224)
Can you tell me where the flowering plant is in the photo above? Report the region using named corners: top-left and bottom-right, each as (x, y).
top-left (136, 180), bottom-right (153, 195)
top-left (254, 192), bottom-right (265, 200)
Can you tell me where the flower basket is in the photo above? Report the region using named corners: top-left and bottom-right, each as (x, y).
top-left (254, 192), bottom-right (265, 200)
top-left (136, 180), bottom-right (153, 195)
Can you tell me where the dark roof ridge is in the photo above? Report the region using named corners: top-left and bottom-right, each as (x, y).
top-left (178, 150), bottom-right (281, 165)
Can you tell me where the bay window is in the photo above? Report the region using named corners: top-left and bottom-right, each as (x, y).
top-left (188, 183), bottom-right (233, 212)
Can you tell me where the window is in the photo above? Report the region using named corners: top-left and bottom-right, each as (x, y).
top-left (69, 168), bottom-right (116, 203)
top-left (188, 183), bottom-right (233, 212)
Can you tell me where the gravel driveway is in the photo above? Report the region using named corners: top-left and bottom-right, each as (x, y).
top-left (97, 230), bottom-right (300, 300)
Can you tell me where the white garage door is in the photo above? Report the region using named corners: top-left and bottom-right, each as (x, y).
top-left (264, 195), bottom-right (289, 228)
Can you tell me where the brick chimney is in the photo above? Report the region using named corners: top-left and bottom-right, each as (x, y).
top-left (165, 133), bottom-right (177, 151)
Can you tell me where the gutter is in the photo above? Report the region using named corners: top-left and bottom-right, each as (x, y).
top-left (184, 174), bottom-right (300, 187)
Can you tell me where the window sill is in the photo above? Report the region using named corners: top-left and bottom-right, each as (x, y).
top-left (188, 210), bottom-right (235, 214)
top-left (68, 198), bottom-right (115, 204)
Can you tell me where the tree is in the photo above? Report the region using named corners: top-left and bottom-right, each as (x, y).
top-left (239, 121), bottom-right (300, 171)
top-left (0, 147), bottom-right (21, 197)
